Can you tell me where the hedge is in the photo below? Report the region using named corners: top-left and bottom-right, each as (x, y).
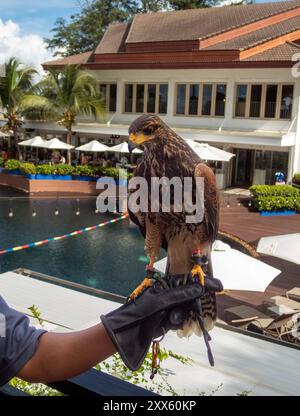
top-left (2, 159), bottom-right (133, 180)
top-left (293, 173), bottom-right (300, 186)
top-left (249, 185), bottom-right (300, 211)
top-left (19, 163), bottom-right (36, 175)
top-left (4, 159), bottom-right (21, 171)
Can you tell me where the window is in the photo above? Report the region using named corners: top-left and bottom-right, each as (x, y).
top-left (175, 83), bottom-right (227, 117)
top-left (254, 150), bottom-right (289, 185)
top-left (176, 84), bottom-right (186, 115)
top-left (280, 85), bottom-right (294, 119)
top-left (264, 85), bottom-right (278, 118)
top-left (159, 84), bottom-right (168, 114)
top-left (249, 85), bottom-right (262, 118)
top-left (189, 84), bottom-right (199, 115)
top-left (147, 84), bottom-right (156, 113)
top-left (201, 84), bottom-right (212, 116)
top-left (109, 84), bottom-right (117, 112)
top-left (235, 84), bottom-right (247, 117)
top-left (215, 84), bottom-right (226, 116)
top-left (234, 83), bottom-right (294, 119)
top-left (136, 84), bottom-right (145, 113)
top-left (125, 84), bottom-right (133, 113)
top-left (124, 83), bottom-right (168, 114)
top-left (100, 83), bottom-right (117, 112)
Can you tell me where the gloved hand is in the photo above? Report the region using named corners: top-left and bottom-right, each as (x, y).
top-left (100, 280), bottom-right (205, 371)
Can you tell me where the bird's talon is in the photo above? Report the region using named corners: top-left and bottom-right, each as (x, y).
top-left (191, 264), bottom-right (205, 286)
top-left (129, 277), bottom-right (153, 300)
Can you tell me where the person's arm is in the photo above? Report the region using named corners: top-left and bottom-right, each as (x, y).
top-left (17, 324), bottom-right (116, 384)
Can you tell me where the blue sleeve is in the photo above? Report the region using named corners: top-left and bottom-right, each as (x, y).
top-left (0, 296), bottom-right (47, 386)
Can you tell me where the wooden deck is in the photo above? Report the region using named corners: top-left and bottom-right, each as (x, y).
top-left (217, 193), bottom-right (300, 321)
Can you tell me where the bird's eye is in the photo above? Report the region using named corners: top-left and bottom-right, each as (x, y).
top-left (142, 127), bottom-right (152, 136)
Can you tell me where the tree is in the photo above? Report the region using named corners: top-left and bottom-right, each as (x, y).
top-left (0, 58), bottom-right (39, 147)
top-left (46, 0), bottom-right (251, 57)
top-left (168, 0), bottom-right (217, 9)
top-left (46, 0), bottom-right (139, 56)
top-left (138, 0), bottom-right (169, 13)
top-left (25, 65), bottom-right (106, 164)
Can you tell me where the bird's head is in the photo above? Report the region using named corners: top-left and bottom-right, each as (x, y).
top-left (128, 114), bottom-right (165, 152)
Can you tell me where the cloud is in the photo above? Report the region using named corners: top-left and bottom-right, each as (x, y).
top-left (0, 19), bottom-right (53, 74)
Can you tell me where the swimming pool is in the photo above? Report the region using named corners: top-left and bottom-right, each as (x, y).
top-left (0, 186), bottom-right (162, 297)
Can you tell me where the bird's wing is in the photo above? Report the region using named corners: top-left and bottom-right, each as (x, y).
top-left (194, 163), bottom-right (219, 243)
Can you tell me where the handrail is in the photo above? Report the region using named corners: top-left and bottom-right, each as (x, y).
top-left (0, 368), bottom-right (158, 397)
top-left (14, 268), bottom-right (126, 304)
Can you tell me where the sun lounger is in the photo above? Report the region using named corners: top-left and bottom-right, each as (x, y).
top-left (225, 305), bottom-right (274, 329)
top-left (286, 287), bottom-right (300, 302)
top-left (263, 296), bottom-right (300, 311)
top-left (225, 304), bottom-right (299, 341)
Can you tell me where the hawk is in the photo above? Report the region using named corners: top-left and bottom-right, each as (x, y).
top-left (127, 114), bottom-right (220, 337)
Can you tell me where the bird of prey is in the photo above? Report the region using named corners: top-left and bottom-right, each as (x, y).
top-left (127, 114), bottom-right (220, 337)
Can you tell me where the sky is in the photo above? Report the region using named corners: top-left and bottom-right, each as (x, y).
top-left (0, 0), bottom-right (289, 71)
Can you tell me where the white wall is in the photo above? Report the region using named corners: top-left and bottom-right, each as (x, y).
top-left (87, 67), bottom-right (300, 134)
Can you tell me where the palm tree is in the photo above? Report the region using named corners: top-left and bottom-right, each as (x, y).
top-left (25, 65), bottom-right (106, 164)
top-left (0, 58), bottom-right (38, 146)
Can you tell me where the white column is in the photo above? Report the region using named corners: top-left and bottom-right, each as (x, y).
top-left (293, 95), bottom-right (300, 176)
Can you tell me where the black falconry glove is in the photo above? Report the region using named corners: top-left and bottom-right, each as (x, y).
top-left (100, 280), bottom-right (206, 371)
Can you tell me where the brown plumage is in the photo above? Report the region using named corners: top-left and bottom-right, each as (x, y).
top-left (128, 114), bottom-right (219, 336)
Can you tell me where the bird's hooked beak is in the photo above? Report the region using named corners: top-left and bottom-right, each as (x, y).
top-left (128, 132), bottom-right (152, 153)
top-left (128, 133), bottom-right (136, 153)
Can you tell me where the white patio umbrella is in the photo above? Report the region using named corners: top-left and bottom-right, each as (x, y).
top-left (76, 140), bottom-right (109, 152)
top-left (154, 240), bottom-right (281, 292)
top-left (186, 140), bottom-right (235, 162)
top-left (0, 131), bottom-right (10, 138)
top-left (106, 142), bottom-right (143, 154)
top-left (18, 136), bottom-right (46, 147)
top-left (39, 138), bottom-right (74, 150)
top-left (257, 233), bottom-right (300, 266)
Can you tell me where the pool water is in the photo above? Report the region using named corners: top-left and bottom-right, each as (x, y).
top-left (0, 186), bottom-right (164, 297)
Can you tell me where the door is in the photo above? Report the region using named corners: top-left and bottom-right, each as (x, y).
top-left (232, 149), bottom-right (254, 187)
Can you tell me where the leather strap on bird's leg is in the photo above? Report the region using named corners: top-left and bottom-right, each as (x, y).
top-left (194, 297), bottom-right (215, 367)
top-left (150, 339), bottom-right (162, 380)
top-left (191, 249), bottom-right (208, 286)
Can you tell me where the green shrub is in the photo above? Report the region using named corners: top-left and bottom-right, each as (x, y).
top-left (0, 157), bottom-right (3, 167)
top-left (5, 159), bottom-right (21, 170)
top-left (249, 185), bottom-right (300, 211)
top-left (75, 165), bottom-right (94, 176)
top-left (52, 164), bottom-right (75, 176)
top-left (101, 167), bottom-right (119, 179)
top-left (293, 173), bottom-right (300, 185)
top-left (97, 167), bottom-right (133, 180)
top-left (36, 165), bottom-right (53, 175)
top-left (19, 163), bottom-right (36, 175)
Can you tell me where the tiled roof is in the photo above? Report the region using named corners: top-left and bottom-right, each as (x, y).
top-left (242, 41), bottom-right (300, 61)
top-left (95, 23), bottom-right (131, 54)
top-left (125, 0), bottom-right (300, 43)
top-left (206, 14), bottom-right (300, 50)
top-left (43, 1), bottom-right (300, 68)
top-left (43, 51), bottom-right (93, 67)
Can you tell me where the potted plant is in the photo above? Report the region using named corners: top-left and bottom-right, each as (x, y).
top-left (249, 185), bottom-right (300, 216)
top-left (52, 164), bottom-right (74, 180)
top-left (4, 159), bottom-right (22, 175)
top-left (19, 163), bottom-right (36, 179)
top-left (73, 165), bottom-right (94, 181)
top-left (36, 164), bottom-right (54, 180)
